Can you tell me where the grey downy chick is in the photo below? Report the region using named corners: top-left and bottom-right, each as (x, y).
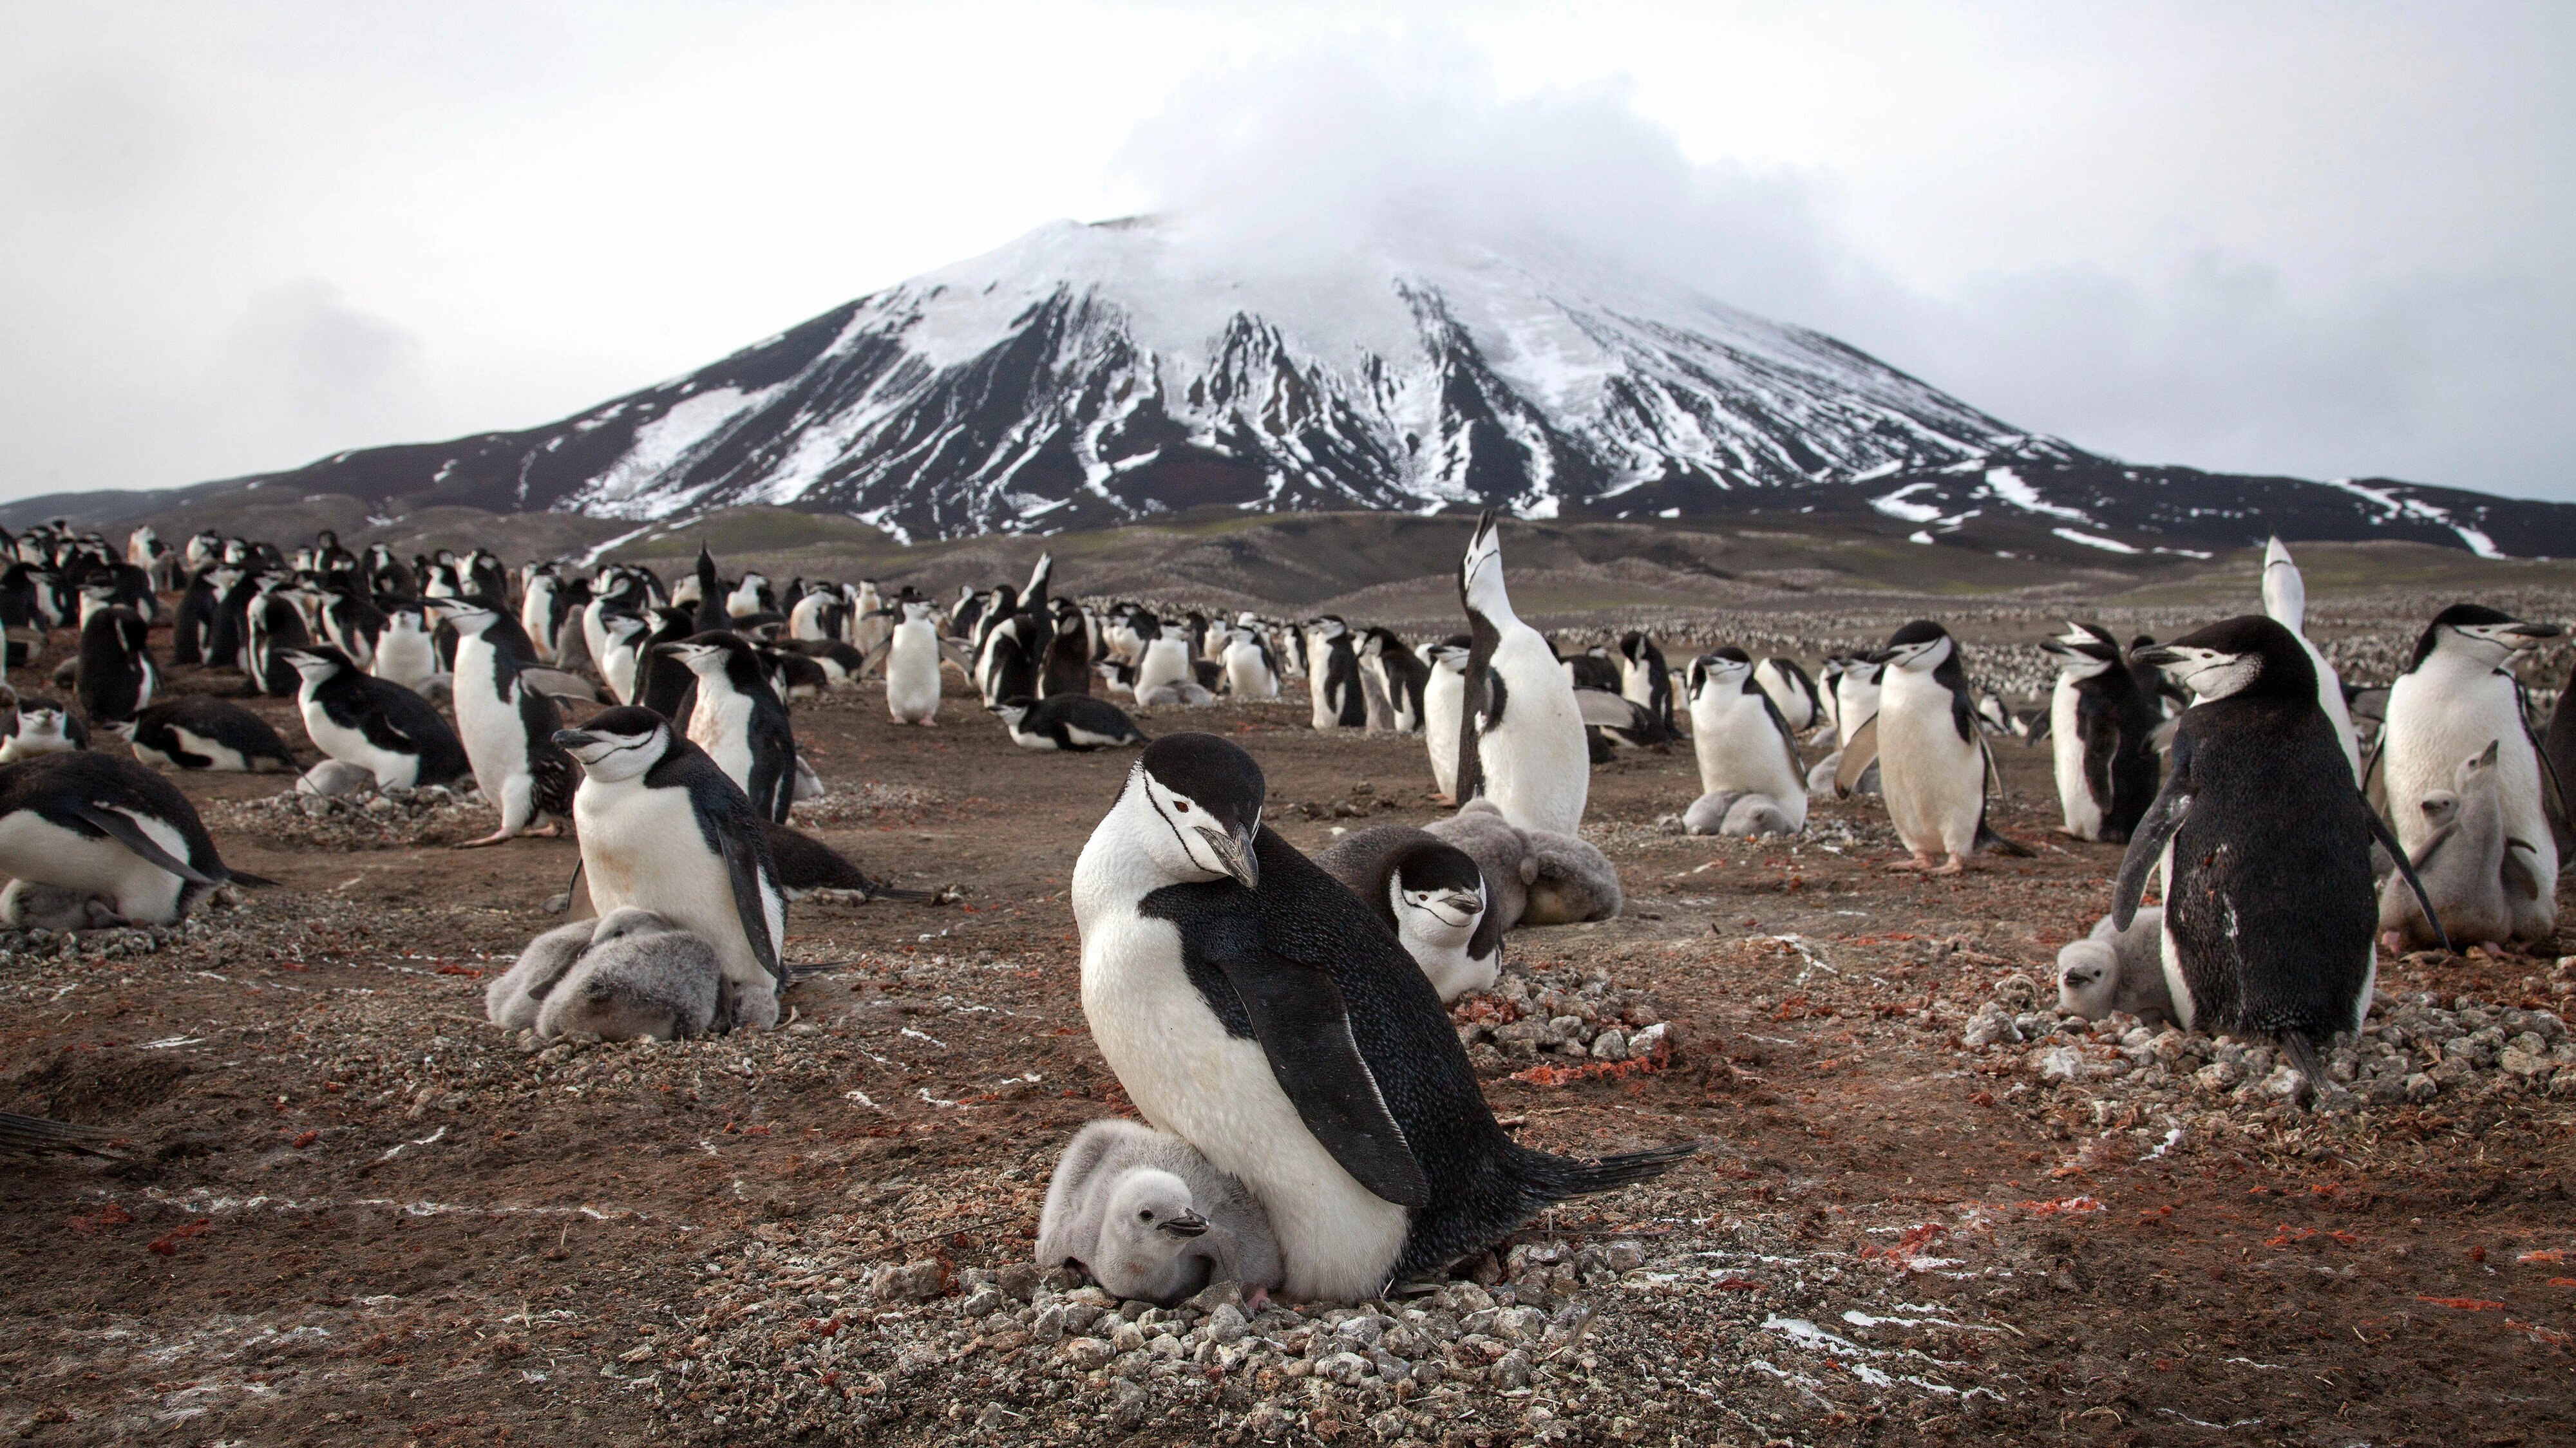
top-left (2380, 739), bottom-right (2519, 954)
top-left (486, 918), bottom-right (598, 1031)
top-left (1036, 1119), bottom-right (1283, 1307)
top-left (2056, 907), bottom-right (2175, 1026)
top-left (537, 908), bottom-right (721, 1042)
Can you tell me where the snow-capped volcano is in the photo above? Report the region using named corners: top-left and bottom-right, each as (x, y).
top-left (124, 217), bottom-right (2576, 556)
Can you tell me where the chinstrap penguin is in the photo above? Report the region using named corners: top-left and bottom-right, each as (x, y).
top-left (1455, 513), bottom-right (1588, 836)
top-left (1314, 825), bottom-right (1504, 1001)
top-left (991, 695), bottom-right (1147, 751)
top-left (124, 697), bottom-right (297, 773)
top-left (2039, 622), bottom-right (2162, 843)
top-left (0, 751), bottom-right (263, 924)
top-left (282, 646), bottom-right (470, 790)
top-left (1683, 648), bottom-right (1807, 836)
top-left (659, 632), bottom-right (799, 824)
top-left (1842, 621), bottom-right (2029, 874)
top-left (1037, 1118), bottom-right (1284, 1306)
top-left (424, 597), bottom-right (576, 846)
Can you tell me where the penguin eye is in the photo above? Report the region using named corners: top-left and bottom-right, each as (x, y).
top-left (1171, 799), bottom-right (1190, 813)
top-left (1137, 1210), bottom-right (1154, 1221)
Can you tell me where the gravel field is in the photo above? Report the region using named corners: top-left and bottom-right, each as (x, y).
top-left (4, 602), bottom-right (2573, 1447)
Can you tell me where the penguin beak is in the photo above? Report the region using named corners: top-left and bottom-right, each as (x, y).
top-left (1197, 824), bottom-right (1259, 889)
top-left (2503, 621), bottom-right (2561, 644)
top-left (2131, 645), bottom-right (2181, 669)
top-left (1157, 1211), bottom-right (1210, 1239)
top-left (553, 729), bottom-right (598, 752)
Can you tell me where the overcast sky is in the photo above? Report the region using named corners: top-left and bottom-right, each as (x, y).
top-left (4, 0), bottom-right (2569, 503)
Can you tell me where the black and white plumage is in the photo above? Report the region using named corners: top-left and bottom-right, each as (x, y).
top-left (659, 632), bottom-right (798, 823)
top-left (243, 578), bottom-right (311, 698)
top-left (370, 605), bottom-right (441, 691)
top-left (2260, 537), bottom-right (2362, 778)
top-left (1456, 513), bottom-right (1588, 836)
top-left (1072, 733), bottom-right (1688, 1301)
top-left (171, 567), bottom-right (222, 666)
top-left (2039, 622), bottom-right (2162, 843)
top-left (556, 708), bottom-right (786, 1033)
top-left (1615, 633), bottom-right (1674, 734)
top-left (1422, 638), bottom-right (1470, 802)
top-left (1306, 617), bottom-right (1367, 730)
top-left (1220, 625), bottom-right (1280, 702)
top-left (1682, 648), bottom-right (1806, 835)
top-left (991, 694), bottom-right (1147, 751)
top-left (0, 750), bottom-right (259, 924)
top-left (0, 698), bottom-right (87, 762)
top-left (2119, 617), bottom-right (2446, 1101)
top-left (1037, 1119), bottom-right (1284, 1306)
top-left (1359, 628), bottom-right (1429, 734)
top-left (1314, 825), bottom-right (1502, 1001)
top-left (426, 597), bottom-right (576, 846)
top-left (760, 820), bottom-right (940, 902)
top-left (2374, 603), bottom-right (2565, 944)
top-left (282, 646), bottom-right (471, 789)
top-left (1840, 620), bottom-right (2028, 873)
top-left (74, 598), bottom-right (156, 729)
top-left (1043, 597), bottom-right (1094, 697)
top-left (125, 697), bottom-right (297, 773)
top-left (1753, 656), bottom-right (1825, 735)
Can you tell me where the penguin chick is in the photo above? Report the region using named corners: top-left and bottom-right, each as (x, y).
top-left (1313, 825), bottom-right (1503, 1001)
top-left (0, 879), bottom-right (122, 931)
top-left (2380, 740), bottom-right (2519, 954)
top-left (296, 759), bottom-right (379, 797)
top-left (1036, 1119), bottom-right (1283, 1306)
top-left (1685, 791), bottom-right (1797, 838)
top-left (1518, 824), bottom-right (1622, 925)
top-left (1421, 799), bottom-right (1535, 934)
top-left (536, 908), bottom-right (721, 1042)
top-left (487, 918), bottom-right (598, 1031)
top-left (2056, 908), bottom-right (2175, 1026)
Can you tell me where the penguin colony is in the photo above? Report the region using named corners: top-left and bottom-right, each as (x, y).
top-left (2, 509), bottom-right (2565, 1312)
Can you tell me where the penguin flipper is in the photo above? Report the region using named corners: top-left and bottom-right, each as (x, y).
top-left (2111, 775), bottom-right (2192, 930)
top-left (1206, 945), bottom-right (1430, 1209)
top-left (2407, 823), bottom-right (2458, 873)
top-left (62, 804), bottom-right (218, 886)
top-left (2364, 800), bottom-right (2451, 953)
top-left (718, 826), bottom-right (783, 985)
top-left (1832, 717), bottom-right (1879, 797)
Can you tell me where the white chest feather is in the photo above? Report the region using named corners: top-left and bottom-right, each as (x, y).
top-left (1690, 690), bottom-right (1804, 813)
top-left (2050, 675), bottom-right (2103, 838)
top-left (0, 809), bottom-right (189, 924)
top-left (688, 687), bottom-right (757, 790)
top-left (302, 691), bottom-right (421, 787)
top-left (1482, 628), bottom-right (1589, 836)
top-left (2383, 664), bottom-right (2550, 863)
top-left (574, 776), bottom-right (779, 989)
top-left (1879, 671), bottom-right (1985, 855)
top-left (450, 637), bottom-right (528, 795)
top-left (886, 625), bottom-right (942, 719)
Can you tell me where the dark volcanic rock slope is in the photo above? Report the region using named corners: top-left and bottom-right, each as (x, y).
top-left (56, 218), bottom-right (2576, 557)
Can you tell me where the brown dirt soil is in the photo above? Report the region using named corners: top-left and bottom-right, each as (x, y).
top-left (2, 634), bottom-right (2572, 1448)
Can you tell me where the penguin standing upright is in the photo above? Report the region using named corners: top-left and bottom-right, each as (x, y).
top-left (878, 596), bottom-right (947, 725)
top-left (242, 577), bottom-right (310, 697)
top-left (73, 592), bottom-right (155, 731)
top-left (1455, 513), bottom-right (1588, 836)
top-left (554, 708), bottom-right (786, 1032)
top-left (1043, 597), bottom-right (1094, 697)
top-left (281, 647), bottom-right (470, 789)
top-left (520, 565), bottom-right (569, 666)
top-left (372, 605), bottom-right (440, 691)
top-left (2120, 618), bottom-right (2445, 1100)
top-left (1422, 638), bottom-right (1470, 802)
top-left (1306, 617), bottom-right (1366, 730)
top-left (1072, 733), bottom-right (1690, 1301)
top-left (1616, 634), bottom-right (1674, 734)
top-left (423, 598), bottom-right (576, 846)
top-left (659, 632), bottom-right (797, 823)
top-left (1359, 628), bottom-right (1428, 734)
top-left (2260, 538), bottom-right (2361, 778)
top-left (1841, 620), bottom-right (2028, 873)
top-left (1220, 626), bottom-right (1280, 702)
top-left (2039, 622), bottom-right (2161, 843)
top-left (1683, 648), bottom-right (1807, 834)
top-left (1755, 657), bottom-right (1825, 735)
top-left (171, 567), bottom-right (221, 666)
top-left (2374, 603), bottom-right (2564, 943)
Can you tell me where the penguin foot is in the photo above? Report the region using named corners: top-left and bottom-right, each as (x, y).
top-left (1924, 856), bottom-right (1967, 877)
top-left (524, 822), bottom-right (564, 839)
top-left (1886, 854), bottom-right (1940, 872)
top-left (456, 829), bottom-right (518, 849)
top-left (2380, 930), bottom-right (2406, 956)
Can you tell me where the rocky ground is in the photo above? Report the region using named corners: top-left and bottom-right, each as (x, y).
top-left (3, 616), bottom-right (2573, 1447)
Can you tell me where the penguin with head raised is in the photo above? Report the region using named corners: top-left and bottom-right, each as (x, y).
top-left (2380, 739), bottom-right (2523, 955)
top-left (422, 597), bottom-right (576, 846)
top-left (990, 695), bottom-right (1147, 751)
top-left (555, 707), bottom-right (787, 1033)
top-left (2121, 617), bottom-right (2447, 1102)
top-left (1683, 648), bottom-right (1806, 836)
top-left (1839, 621), bottom-right (2027, 874)
top-left (124, 697), bottom-right (296, 773)
top-left (1314, 824), bottom-right (1502, 1001)
top-left (1072, 732), bottom-right (1689, 1301)
top-left (2260, 538), bottom-right (2362, 778)
top-left (657, 632), bottom-right (797, 823)
top-left (0, 751), bottom-right (261, 925)
top-left (0, 697), bottom-right (86, 762)
top-left (2038, 622), bottom-right (2162, 843)
top-left (1037, 1118), bottom-right (1283, 1307)
top-left (282, 646), bottom-right (470, 789)
top-left (2376, 602), bottom-right (2564, 943)
top-left (1455, 513), bottom-right (1589, 836)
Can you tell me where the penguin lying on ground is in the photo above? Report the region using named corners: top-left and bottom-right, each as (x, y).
top-left (0, 879), bottom-right (123, 931)
top-left (991, 695), bottom-right (1147, 751)
top-left (123, 697), bottom-right (296, 773)
top-left (283, 647), bottom-right (470, 790)
top-left (1072, 734), bottom-right (1690, 1301)
top-left (1421, 798), bottom-right (1622, 928)
top-left (2120, 617), bottom-right (2448, 1104)
top-left (0, 698), bottom-right (86, 762)
top-left (2380, 739), bottom-right (2525, 954)
top-left (538, 908), bottom-right (723, 1042)
top-left (0, 751), bottom-right (265, 925)
top-left (555, 708), bottom-right (786, 1033)
top-left (760, 821), bottom-right (942, 903)
top-left (1037, 1119), bottom-right (1285, 1306)
top-left (487, 917), bottom-right (597, 1031)
top-left (1314, 825), bottom-right (1503, 1001)
top-left (2056, 908), bottom-right (2175, 1026)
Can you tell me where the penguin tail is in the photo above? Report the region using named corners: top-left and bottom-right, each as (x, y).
top-left (222, 869), bottom-right (279, 889)
top-left (1975, 820), bottom-right (2036, 858)
top-left (2278, 1033), bottom-right (2334, 1109)
top-left (0, 1109), bottom-right (120, 1156)
top-left (1515, 1140), bottom-right (1700, 1200)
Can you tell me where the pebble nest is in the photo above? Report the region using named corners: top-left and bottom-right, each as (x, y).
top-left (1960, 961), bottom-right (2576, 1143)
top-left (205, 784), bottom-right (493, 851)
top-left (1451, 964), bottom-right (1671, 1081)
